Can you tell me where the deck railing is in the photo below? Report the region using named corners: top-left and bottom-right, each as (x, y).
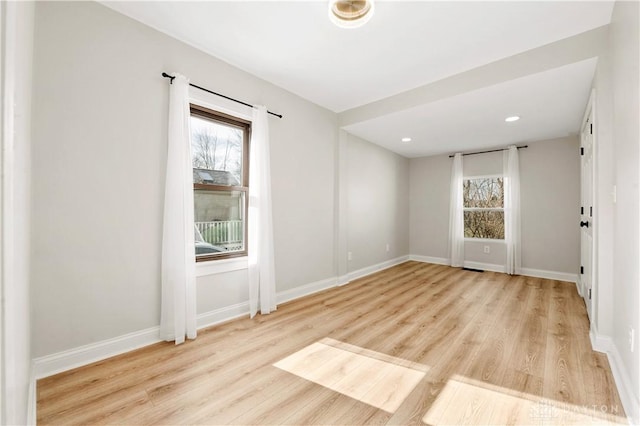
top-left (195, 220), bottom-right (243, 249)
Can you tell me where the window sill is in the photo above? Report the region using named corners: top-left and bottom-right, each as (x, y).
top-left (196, 256), bottom-right (248, 277)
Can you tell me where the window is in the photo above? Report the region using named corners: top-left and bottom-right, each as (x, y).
top-left (190, 104), bottom-right (250, 261)
top-left (463, 176), bottom-right (504, 239)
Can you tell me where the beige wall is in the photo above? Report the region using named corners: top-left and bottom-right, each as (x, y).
top-left (409, 136), bottom-right (580, 274)
top-left (592, 26), bottom-right (616, 340)
top-left (409, 154), bottom-right (450, 259)
top-left (345, 133), bottom-right (410, 272)
top-left (30, 1), bottom-right (337, 357)
top-left (609, 0), bottom-right (640, 418)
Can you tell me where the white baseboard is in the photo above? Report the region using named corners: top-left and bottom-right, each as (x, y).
top-left (463, 260), bottom-right (505, 273)
top-left (276, 277), bottom-right (337, 305)
top-left (197, 301), bottom-right (250, 330)
top-left (608, 344), bottom-right (639, 425)
top-left (33, 326), bottom-right (162, 380)
top-left (408, 255), bottom-right (578, 283)
top-left (337, 274), bottom-right (350, 286)
top-left (409, 256), bottom-right (506, 273)
top-left (347, 255), bottom-right (410, 282)
top-left (576, 275), bottom-right (584, 297)
top-left (32, 276), bottom-right (339, 380)
top-left (30, 304), bottom-right (251, 415)
top-left (34, 302), bottom-right (251, 379)
top-left (519, 267), bottom-right (577, 283)
top-left (465, 263), bottom-right (577, 282)
top-left (590, 326), bottom-right (611, 353)
top-left (409, 255), bottom-right (449, 265)
top-left (589, 328), bottom-right (638, 425)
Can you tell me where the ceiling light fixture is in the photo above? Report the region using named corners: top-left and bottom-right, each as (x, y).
top-left (329, 0), bottom-right (375, 29)
top-left (505, 116), bottom-right (520, 122)
top-left (401, 137), bottom-right (412, 142)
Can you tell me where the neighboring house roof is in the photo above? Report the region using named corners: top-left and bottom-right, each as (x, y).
top-left (193, 168), bottom-right (240, 186)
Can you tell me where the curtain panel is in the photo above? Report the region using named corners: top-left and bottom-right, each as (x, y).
top-left (160, 73), bottom-right (197, 344)
top-left (449, 153), bottom-right (465, 267)
top-left (504, 146), bottom-right (521, 275)
top-left (248, 106), bottom-right (277, 318)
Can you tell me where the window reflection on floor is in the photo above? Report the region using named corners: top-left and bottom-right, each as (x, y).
top-left (276, 339), bottom-right (627, 425)
top-left (273, 338), bottom-right (428, 413)
top-left (424, 375), bottom-right (627, 425)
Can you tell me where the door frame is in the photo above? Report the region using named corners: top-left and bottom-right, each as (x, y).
top-left (579, 89), bottom-right (597, 325)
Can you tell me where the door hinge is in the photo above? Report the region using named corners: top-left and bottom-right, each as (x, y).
top-left (590, 123), bottom-right (593, 134)
top-left (580, 266), bottom-right (584, 274)
top-left (581, 206), bottom-right (584, 215)
top-left (580, 147), bottom-right (584, 155)
top-left (590, 206), bottom-right (593, 217)
top-left (589, 288), bottom-right (592, 299)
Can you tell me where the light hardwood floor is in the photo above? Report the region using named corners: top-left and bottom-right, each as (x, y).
top-left (37, 262), bottom-right (626, 425)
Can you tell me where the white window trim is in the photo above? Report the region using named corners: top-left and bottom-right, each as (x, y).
top-left (189, 88), bottom-right (253, 122)
top-left (463, 175), bottom-right (505, 241)
top-left (196, 256), bottom-right (248, 276)
top-left (464, 238), bottom-right (506, 243)
top-left (190, 89), bottom-right (253, 270)
top-left (463, 174), bottom-right (502, 180)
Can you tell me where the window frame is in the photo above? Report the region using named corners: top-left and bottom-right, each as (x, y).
top-left (462, 174), bottom-right (505, 241)
top-left (190, 104), bottom-right (251, 262)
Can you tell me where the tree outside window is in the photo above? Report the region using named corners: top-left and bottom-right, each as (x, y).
top-left (463, 177), bottom-right (504, 239)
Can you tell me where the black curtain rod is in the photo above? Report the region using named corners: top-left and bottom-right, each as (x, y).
top-left (448, 145), bottom-right (528, 158)
top-left (162, 73), bottom-right (283, 119)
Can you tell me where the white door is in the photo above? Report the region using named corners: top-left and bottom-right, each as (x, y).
top-left (580, 107), bottom-right (594, 320)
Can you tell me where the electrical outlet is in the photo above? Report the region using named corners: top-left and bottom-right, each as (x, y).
top-left (386, 243), bottom-right (390, 252)
top-left (348, 251), bottom-right (352, 261)
top-left (484, 245), bottom-right (490, 254)
top-left (629, 326), bottom-right (635, 352)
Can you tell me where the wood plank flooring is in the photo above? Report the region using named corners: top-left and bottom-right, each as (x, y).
top-left (37, 262), bottom-right (626, 425)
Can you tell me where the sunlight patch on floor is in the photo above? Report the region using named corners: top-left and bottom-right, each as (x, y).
top-left (423, 375), bottom-right (627, 425)
top-left (273, 338), bottom-right (428, 413)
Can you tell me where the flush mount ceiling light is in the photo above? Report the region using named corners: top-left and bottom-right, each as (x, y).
top-left (401, 137), bottom-right (412, 142)
top-left (329, 0), bottom-right (375, 29)
top-left (505, 116), bottom-right (521, 122)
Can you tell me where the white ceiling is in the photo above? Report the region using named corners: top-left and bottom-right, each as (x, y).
top-left (344, 58), bottom-right (598, 157)
top-left (102, 0), bottom-right (613, 158)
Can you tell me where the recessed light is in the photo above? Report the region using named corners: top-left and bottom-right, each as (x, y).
top-left (401, 137), bottom-right (412, 142)
top-left (505, 116), bottom-right (520, 122)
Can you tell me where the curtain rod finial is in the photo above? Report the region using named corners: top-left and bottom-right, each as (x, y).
top-left (162, 72), bottom-right (176, 84)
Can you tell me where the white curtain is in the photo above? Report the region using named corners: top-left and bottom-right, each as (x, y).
top-left (248, 106), bottom-right (277, 318)
top-left (449, 153), bottom-right (465, 267)
top-left (160, 73), bottom-right (197, 344)
top-left (504, 146), bottom-right (521, 275)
